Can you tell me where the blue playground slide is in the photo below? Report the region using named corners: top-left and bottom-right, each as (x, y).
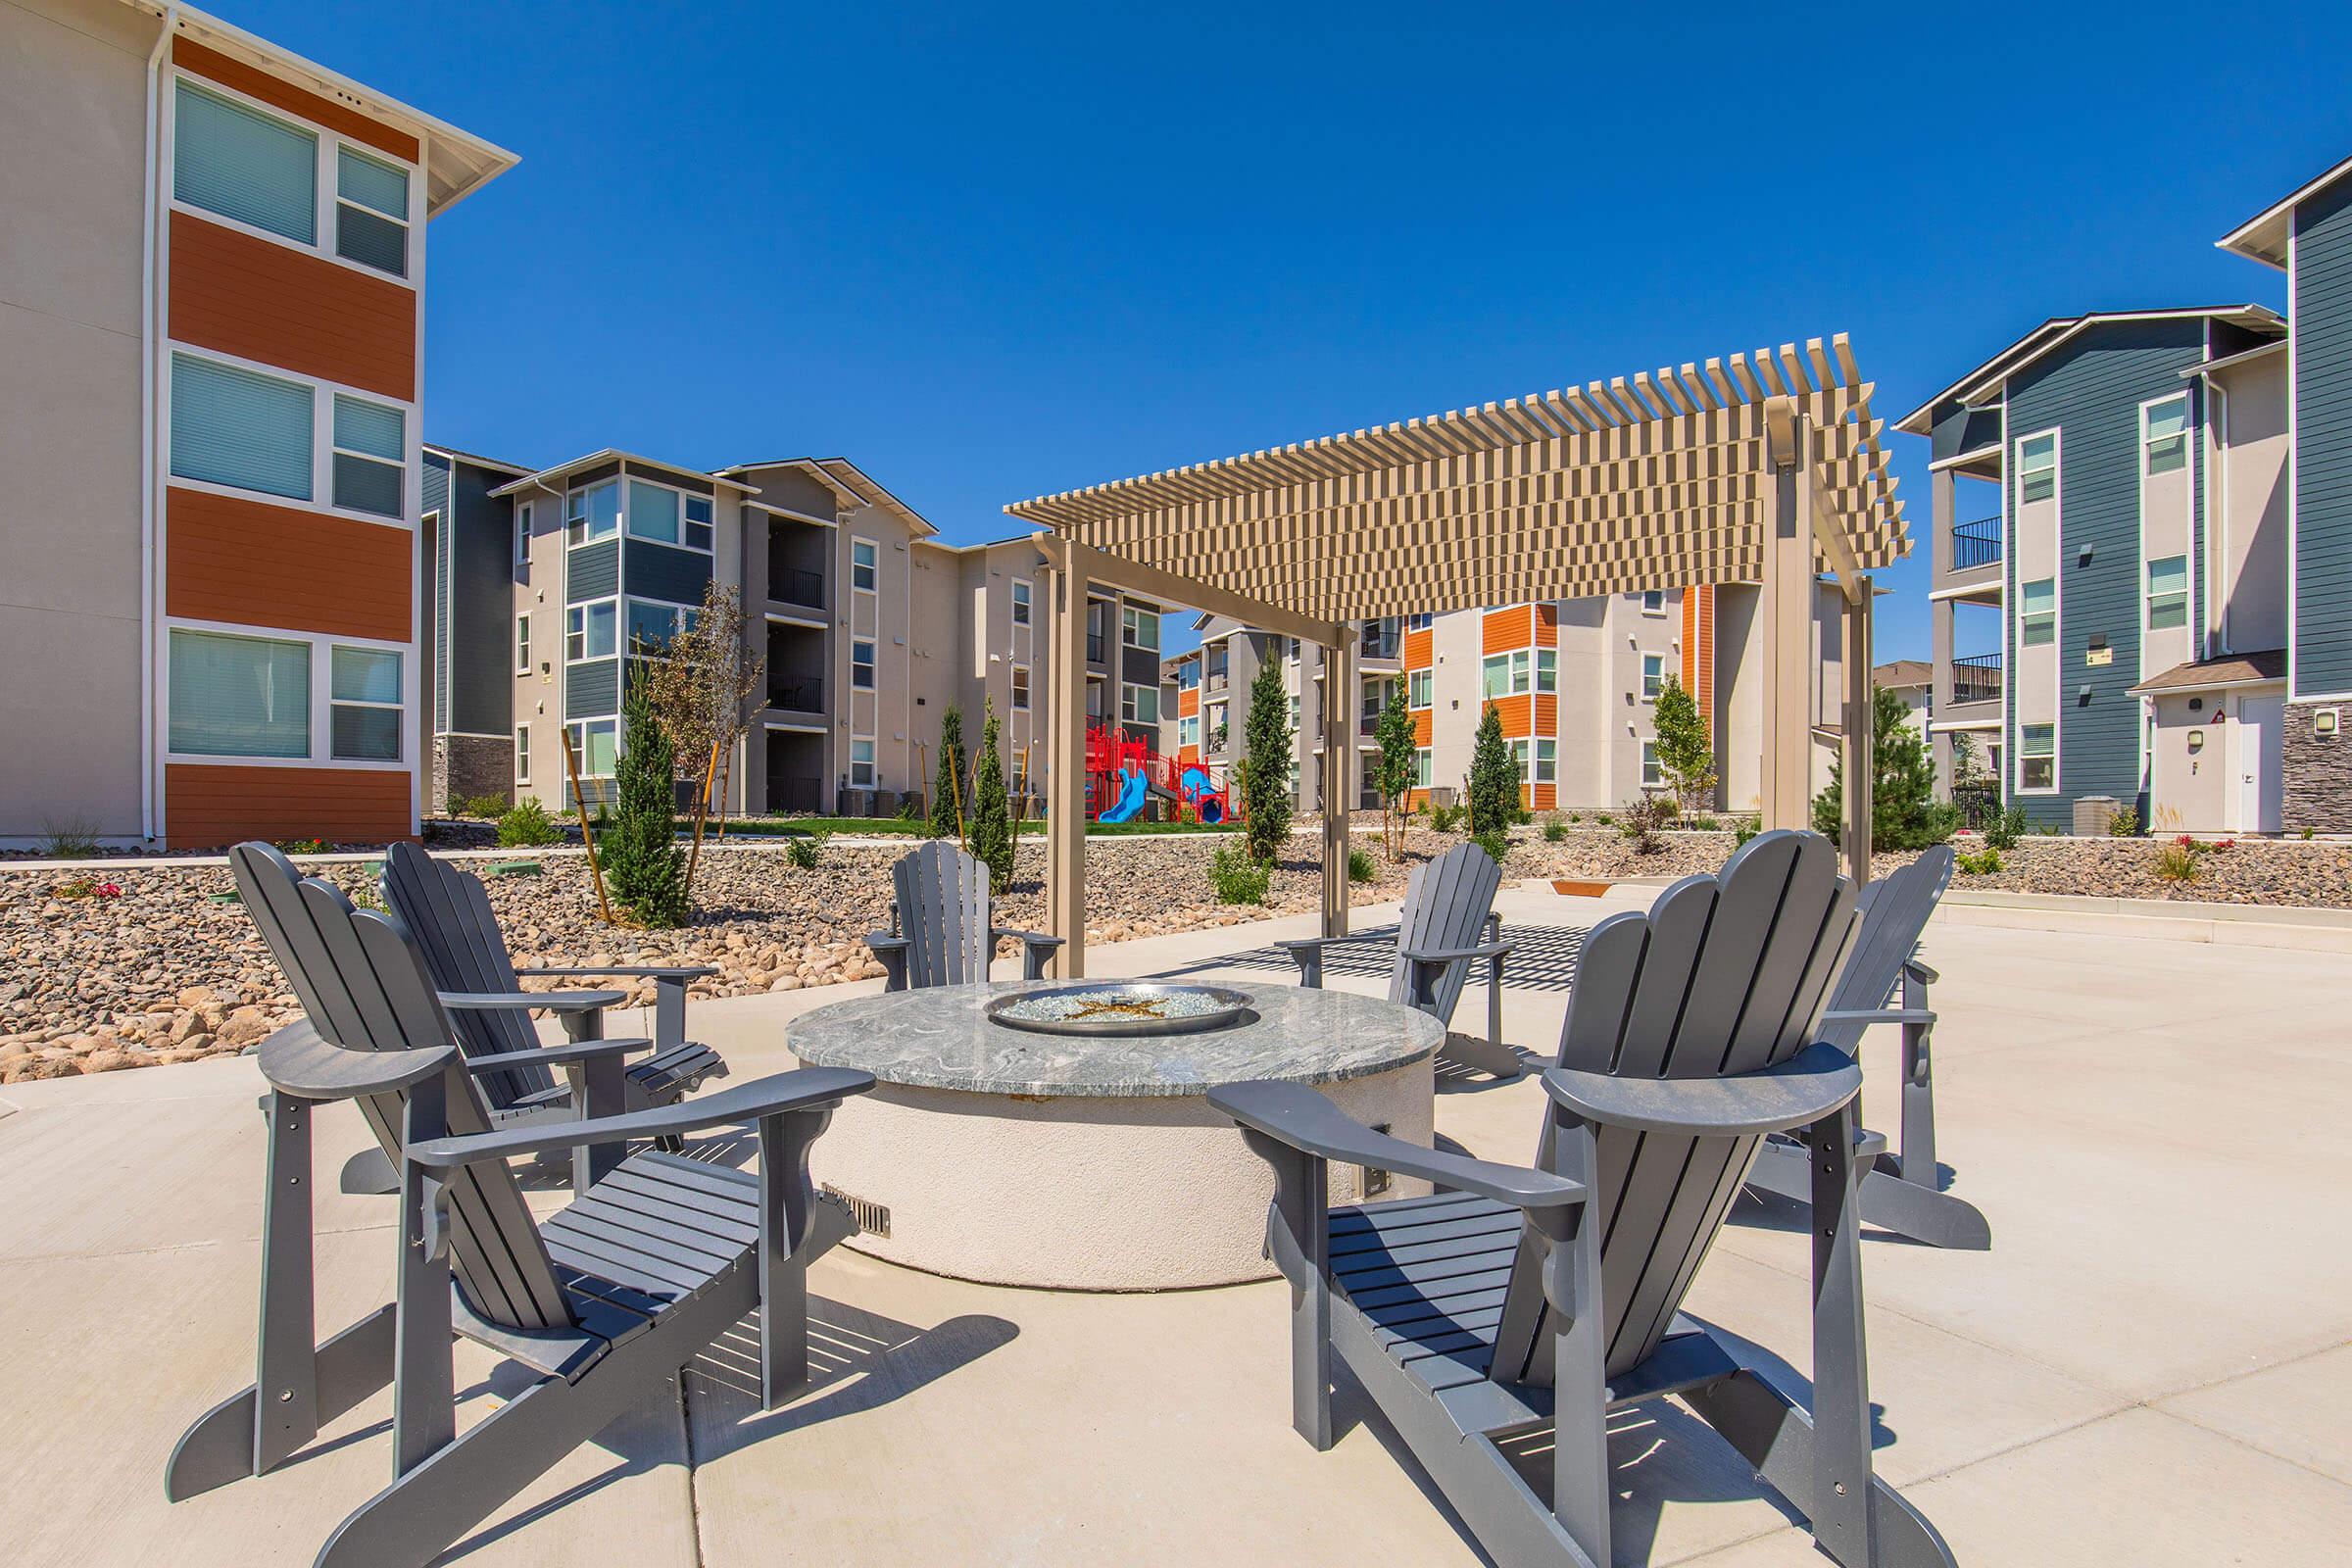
top-left (1098, 768), bottom-right (1150, 822)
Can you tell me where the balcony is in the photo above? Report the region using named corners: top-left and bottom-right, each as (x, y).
top-left (768, 564), bottom-right (824, 611)
top-left (1087, 633), bottom-right (1106, 665)
top-left (768, 673), bottom-right (824, 712)
top-left (1951, 515), bottom-right (2001, 571)
top-left (1950, 653), bottom-right (2001, 707)
top-left (1359, 622), bottom-right (1400, 662)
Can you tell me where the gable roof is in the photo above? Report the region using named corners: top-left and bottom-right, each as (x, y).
top-left (1895, 308), bottom-right (2285, 436)
top-left (2218, 153), bottom-right (2352, 270)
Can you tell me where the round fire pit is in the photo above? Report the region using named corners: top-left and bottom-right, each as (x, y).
top-left (787, 978), bottom-right (1442, 1290)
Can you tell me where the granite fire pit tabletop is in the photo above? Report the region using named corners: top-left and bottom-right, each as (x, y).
top-left (788, 979), bottom-right (1443, 1097)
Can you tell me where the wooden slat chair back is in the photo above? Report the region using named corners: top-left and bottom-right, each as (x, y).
top-left (231, 843), bottom-right (575, 1332)
top-left (1389, 841), bottom-right (1504, 1021)
top-left (1820, 845), bottom-right (1953, 1049)
top-left (379, 842), bottom-right (557, 1108)
top-left (1494, 829), bottom-right (1859, 1386)
top-left (892, 841), bottom-right (995, 988)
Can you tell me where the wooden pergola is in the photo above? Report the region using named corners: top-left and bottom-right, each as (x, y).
top-left (1007, 334), bottom-right (1909, 976)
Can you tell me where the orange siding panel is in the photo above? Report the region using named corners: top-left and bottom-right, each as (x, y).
top-left (1179, 687), bottom-right (1199, 717)
top-left (1533, 694), bottom-right (1556, 734)
top-left (1682, 585), bottom-right (1716, 739)
top-left (166, 763), bottom-right (412, 849)
top-left (1412, 709), bottom-right (1433, 747)
top-left (1493, 694), bottom-right (1533, 736)
top-left (174, 39), bottom-right (418, 163)
top-left (1481, 606), bottom-right (1534, 656)
top-left (1534, 604), bottom-right (1558, 640)
top-left (168, 486), bottom-right (413, 641)
top-left (1532, 784), bottom-right (1556, 811)
top-left (1403, 627), bottom-right (1433, 668)
top-left (171, 213), bottom-right (416, 401)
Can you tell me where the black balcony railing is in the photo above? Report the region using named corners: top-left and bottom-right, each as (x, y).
top-left (768, 565), bottom-right (824, 609)
top-left (1950, 653), bottom-right (2001, 706)
top-left (768, 674), bottom-right (823, 711)
top-left (1950, 515), bottom-right (2002, 571)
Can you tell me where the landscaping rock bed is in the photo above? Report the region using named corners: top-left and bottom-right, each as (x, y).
top-left (5, 827), bottom-right (2349, 1082)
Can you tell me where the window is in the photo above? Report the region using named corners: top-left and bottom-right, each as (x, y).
top-left (1179, 713), bottom-right (1200, 748)
top-left (1537, 649), bottom-right (1557, 693)
top-left (567, 480), bottom-right (619, 544)
top-left (2021, 578), bottom-right (2056, 647)
top-left (168, 628), bottom-right (310, 759)
top-left (1177, 660), bottom-right (1199, 689)
top-left (1641, 741), bottom-right (1661, 788)
top-left (852, 539), bottom-right (878, 592)
top-left (566, 719), bottom-right (617, 778)
top-left (1011, 580), bottom-right (1032, 626)
top-left (171, 353), bottom-right (313, 501)
top-left (2020, 723), bottom-right (2055, 791)
top-left (625, 479), bottom-right (680, 545)
top-left (1123, 606), bottom-right (1160, 651)
top-left (515, 613), bottom-right (531, 673)
top-left (2141, 554), bottom-right (2189, 631)
top-left (329, 394), bottom-right (405, 517)
top-left (329, 646), bottom-right (402, 760)
top-left (1408, 612), bottom-right (1434, 631)
top-left (515, 501), bottom-right (533, 569)
top-left (566, 600), bottom-right (616, 662)
top-left (849, 738), bottom-right (876, 787)
top-left (2143, 396), bottom-right (2188, 477)
top-left (1537, 738), bottom-right (1557, 783)
top-left (625, 599), bottom-right (698, 655)
top-left (1123, 684), bottom-right (1159, 725)
top-left (1207, 702), bottom-right (1226, 743)
top-left (2018, 432), bottom-right (2057, 505)
top-left (1409, 669), bottom-right (1434, 708)
top-left (1482, 650), bottom-right (1530, 698)
top-left (1288, 693), bottom-right (1301, 731)
top-left (1508, 739), bottom-right (1530, 780)
top-left (1011, 665), bottom-right (1031, 711)
top-left (683, 495), bottom-right (714, 552)
top-left (852, 639), bottom-right (876, 690)
top-left (514, 725), bottom-right (530, 785)
top-left (1413, 748), bottom-right (1433, 788)
top-left (1642, 653), bottom-right (1665, 701)
top-left (174, 79), bottom-right (316, 246)
top-left (1641, 590), bottom-right (1666, 614)
top-left (334, 146), bottom-right (409, 276)
top-left (1286, 635), bottom-right (1299, 663)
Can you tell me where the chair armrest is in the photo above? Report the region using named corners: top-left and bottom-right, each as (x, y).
top-left (1903, 956), bottom-right (1938, 986)
top-left (462, 1036), bottom-right (653, 1072)
top-left (994, 928), bottom-right (1064, 981)
top-left (438, 988), bottom-right (627, 1014)
top-left (1541, 1042), bottom-right (1861, 1139)
top-left (991, 926), bottom-right (1060, 949)
top-left (1400, 940), bottom-right (1514, 966)
top-left (1821, 1006), bottom-right (1934, 1029)
top-left (517, 965), bottom-right (719, 981)
top-left (864, 933), bottom-right (908, 953)
top-left (407, 1067), bottom-right (878, 1170)
top-left (257, 1019), bottom-right (455, 1101)
top-left (1209, 1080), bottom-right (1584, 1212)
top-left (865, 933), bottom-right (910, 992)
top-left (1275, 935), bottom-right (1388, 956)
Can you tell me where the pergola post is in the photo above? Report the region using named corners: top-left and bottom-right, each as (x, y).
top-left (1320, 636), bottom-right (1355, 937)
top-left (1760, 409), bottom-right (1815, 831)
top-left (1840, 576), bottom-right (1875, 886)
top-left (1044, 555), bottom-right (1088, 976)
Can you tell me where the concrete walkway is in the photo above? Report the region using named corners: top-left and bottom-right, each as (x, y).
top-left (1, 884), bottom-right (2347, 1565)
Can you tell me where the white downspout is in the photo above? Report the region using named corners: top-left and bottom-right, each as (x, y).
top-left (139, 4), bottom-right (177, 843)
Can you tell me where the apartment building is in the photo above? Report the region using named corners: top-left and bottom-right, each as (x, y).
top-left (0, 0), bottom-right (514, 849)
top-left (1162, 589), bottom-right (1841, 816)
top-left (424, 446), bottom-right (1165, 816)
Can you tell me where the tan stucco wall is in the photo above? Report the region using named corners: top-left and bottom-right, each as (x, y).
top-left (2210, 354), bottom-right (2289, 656)
top-left (2148, 692), bottom-right (2230, 835)
top-left (0, 0), bottom-right (158, 840)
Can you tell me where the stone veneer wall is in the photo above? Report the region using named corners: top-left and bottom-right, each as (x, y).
top-left (2282, 702), bottom-right (2352, 834)
top-left (431, 734), bottom-right (514, 813)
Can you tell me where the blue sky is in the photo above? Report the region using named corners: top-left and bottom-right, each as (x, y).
top-left (232, 1), bottom-right (2347, 661)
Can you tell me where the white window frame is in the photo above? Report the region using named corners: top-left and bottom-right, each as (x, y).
top-left (1409, 668), bottom-right (1434, 709)
top-left (1011, 578), bottom-right (1032, 627)
top-left (851, 538), bottom-right (879, 594)
top-left (515, 612), bottom-right (531, 674)
top-left (328, 645), bottom-right (404, 761)
top-left (1536, 738), bottom-right (1557, 784)
top-left (1641, 739), bottom-right (1662, 789)
top-left (851, 638), bottom-right (877, 691)
top-left (2017, 430), bottom-right (2058, 506)
top-left (1178, 713), bottom-right (1200, 748)
top-left (165, 345), bottom-right (417, 529)
top-left (2018, 722), bottom-right (2057, 795)
top-left (567, 596), bottom-right (618, 663)
top-left (2141, 393), bottom-right (2190, 479)
top-left (2144, 553), bottom-right (2190, 635)
top-left (162, 615), bottom-right (410, 770)
top-left (619, 474), bottom-right (715, 556)
top-left (327, 393), bottom-right (407, 519)
top-left (167, 69), bottom-right (424, 289)
top-left (1122, 683), bottom-right (1158, 725)
top-left (2019, 577), bottom-right (2057, 648)
top-left (622, 596), bottom-right (701, 658)
top-left (566, 478), bottom-right (620, 546)
top-left (1537, 648), bottom-right (1557, 693)
top-left (1407, 612), bottom-right (1434, 631)
top-left (514, 724), bottom-right (531, 786)
top-left (1640, 590), bottom-right (1667, 615)
top-left (1413, 748), bottom-right (1433, 788)
top-left (1642, 652), bottom-right (1665, 702)
top-left (566, 718), bottom-right (619, 780)
top-left (1482, 650), bottom-right (1531, 699)
top-left (332, 142), bottom-right (412, 279)
top-left (514, 500), bottom-right (534, 569)
top-left (1122, 605), bottom-right (1161, 651)
top-left (849, 736), bottom-right (877, 788)
top-left (1011, 663), bottom-right (1031, 711)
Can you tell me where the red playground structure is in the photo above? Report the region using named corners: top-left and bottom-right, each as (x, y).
top-left (1085, 724), bottom-right (1231, 824)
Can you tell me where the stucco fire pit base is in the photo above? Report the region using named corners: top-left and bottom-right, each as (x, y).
top-left (788, 981), bottom-right (1444, 1290)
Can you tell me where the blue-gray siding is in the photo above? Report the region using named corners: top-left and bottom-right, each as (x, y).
top-left (567, 539), bottom-right (619, 603)
top-left (2295, 177), bottom-right (2352, 695)
top-left (2004, 318), bottom-right (2206, 828)
top-left (623, 539), bottom-right (713, 607)
top-left (566, 659), bottom-right (618, 720)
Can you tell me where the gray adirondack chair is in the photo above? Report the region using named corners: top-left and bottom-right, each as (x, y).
top-left (1743, 845), bottom-right (1988, 1250)
top-left (1279, 840), bottom-right (1520, 1078)
top-left (1211, 831), bottom-right (1956, 1568)
top-left (168, 844), bottom-right (871, 1568)
top-left (865, 841), bottom-right (1062, 989)
top-left (368, 841), bottom-right (726, 1189)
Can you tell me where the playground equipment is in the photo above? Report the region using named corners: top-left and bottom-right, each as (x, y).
top-left (1086, 725), bottom-right (1231, 824)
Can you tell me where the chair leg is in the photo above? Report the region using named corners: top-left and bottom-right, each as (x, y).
top-left (1856, 1169), bottom-right (1991, 1251)
top-left (339, 1146), bottom-right (399, 1197)
top-left (1893, 1001), bottom-right (1938, 1189)
top-left (167, 1305), bottom-right (398, 1501)
top-left (1545, 1115), bottom-right (1610, 1565)
top-left (756, 1107), bottom-right (834, 1409)
top-left (1243, 1129), bottom-right (1332, 1449)
top-left (1806, 1099), bottom-right (1875, 1559)
top-left (1439, 1032), bottom-right (1523, 1079)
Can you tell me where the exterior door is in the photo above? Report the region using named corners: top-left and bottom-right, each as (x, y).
top-left (2236, 694), bottom-right (2283, 834)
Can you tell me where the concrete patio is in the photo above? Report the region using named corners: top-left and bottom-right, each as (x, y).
top-left (2, 882), bottom-right (2347, 1566)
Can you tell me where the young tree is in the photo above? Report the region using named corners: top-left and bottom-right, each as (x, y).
top-left (640, 580), bottom-right (764, 868)
top-left (1813, 683), bottom-right (1961, 852)
top-left (929, 704), bottom-right (967, 840)
top-left (1650, 675), bottom-right (1716, 813)
top-left (968, 700), bottom-right (1015, 896)
top-left (1372, 694), bottom-right (1417, 857)
top-left (1240, 656), bottom-right (1294, 865)
top-left (1465, 703), bottom-right (1519, 861)
top-left (602, 675), bottom-right (688, 926)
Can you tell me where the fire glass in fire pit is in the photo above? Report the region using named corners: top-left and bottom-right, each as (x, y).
top-left (983, 982), bottom-right (1253, 1037)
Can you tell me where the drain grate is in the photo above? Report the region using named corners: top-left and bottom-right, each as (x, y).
top-left (822, 1183), bottom-right (891, 1239)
